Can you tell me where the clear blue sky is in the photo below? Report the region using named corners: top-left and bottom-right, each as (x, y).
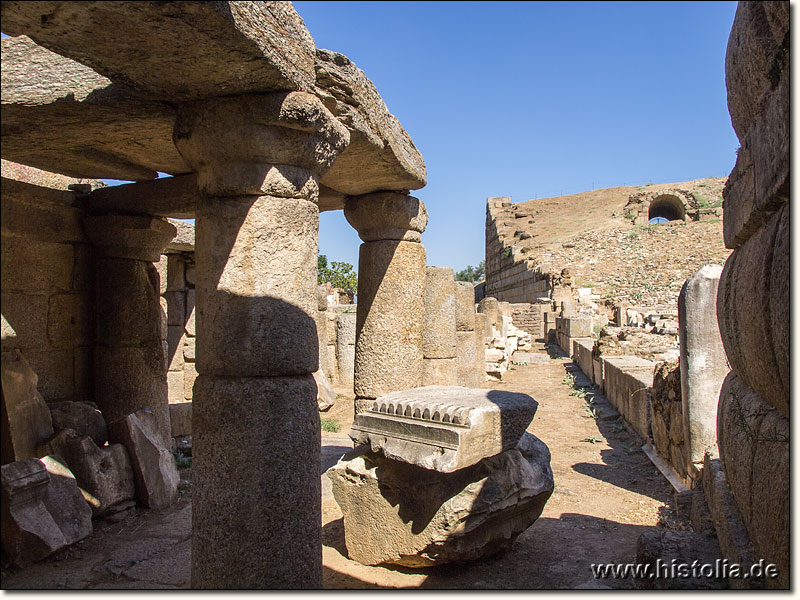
top-left (296, 1), bottom-right (740, 274)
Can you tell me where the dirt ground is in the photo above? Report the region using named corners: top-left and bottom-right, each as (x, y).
top-left (2, 342), bottom-right (680, 590)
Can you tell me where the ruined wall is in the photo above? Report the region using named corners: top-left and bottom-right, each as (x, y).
top-left (1, 177), bottom-right (95, 404)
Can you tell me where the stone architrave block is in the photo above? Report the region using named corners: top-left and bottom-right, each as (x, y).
top-left (109, 409), bottom-right (179, 510)
top-left (350, 385), bottom-right (538, 472)
top-left (1, 349), bottom-right (54, 462)
top-left (327, 432), bottom-right (553, 567)
top-left (1, 456), bottom-right (92, 566)
top-left (422, 357), bottom-right (457, 387)
top-left (423, 267), bottom-right (456, 358)
top-left (37, 429), bottom-right (135, 516)
top-left (678, 265), bottom-right (728, 466)
top-left (455, 281), bottom-right (476, 331)
top-left (49, 401), bottom-right (108, 447)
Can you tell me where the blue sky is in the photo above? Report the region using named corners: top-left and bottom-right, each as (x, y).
top-left (297, 1), bottom-right (740, 273)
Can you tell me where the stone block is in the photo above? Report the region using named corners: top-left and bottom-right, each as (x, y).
top-left (163, 291), bottom-right (186, 327)
top-left (167, 371), bottom-right (185, 405)
top-left (0, 293), bottom-right (48, 350)
top-left (39, 429), bottom-right (135, 516)
top-left (84, 215), bottom-right (176, 262)
top-left (327, 433), bottom-right (553, 567)
top-left (1, 349), bottom-right (54, 462)
top-left (325, 312), bottom-right (338, 344)
top-left (184, 289), bottom-right (196, 337)
top-left (1, 237), bottom-right (73, 293)
top-left (350, 385), bottom-right (538, 472)
top-left (716, 373), bottom-right (788, 588)
top-left (422, 357), bottom-right (457, 387)
top-left (678, 265), bottom-right (728, 467)
top-left (166, 325), bottom-right (185, 372)
top-left (423, 267), bottom-right (456, 359)
top-left (344, 193), bottom-right (427, 242)
top-left (155, 255), bottom-right (169, 295)
top-left (166, 254), bottom-right (186, 292)
top-left (183, 335), bottom-right (195, 362)
top-left (313, 368), bottom-right (336, 411)
top-left (474, 312), bottom-right (490, 344)
top-left (717, 204), bottom-right (788, 417)
top-left (49, 401), bottom-right (108, 447)
top-left (572, 338), bottom-right (594, 380)
top-left (184, 261), bottom-right (196, 286)
top-left (455, 330), bottom-right (479, 387)
top-left (109, 409), bottom-right (179, 510)
top-left (602, 356), bottom-right (655, 441)
top-left (325, 344), bottom-right (337, 382)
top-left (454, 281), bottom-right (476, 331)
top-left (337, 344), bottom-right (355, 387)
top-left (184, 362), bottom-right (198, 401)
top-left (336, 312), bottom-right (357, 347)
top-left (477, 297), bottom-right (499, 327)
top-left (169, 402), bottom-right (192, 438)
top-left (159, 296), bottom-right (169, 339)
top-left (354, 240), bottom-right (424, 399)
top-left (192, 374), bottom-right (321, 588)
top-left (0, 456), bottom-right (92, 566)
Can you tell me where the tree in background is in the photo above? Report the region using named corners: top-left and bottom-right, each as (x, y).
top-left (455, 260), bottom-right (485, 283)
top-left (318, 254), bottom-right (358, 293)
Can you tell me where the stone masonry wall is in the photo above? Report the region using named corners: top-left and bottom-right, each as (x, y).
top-left (1, 177), bottom-right (94, 404)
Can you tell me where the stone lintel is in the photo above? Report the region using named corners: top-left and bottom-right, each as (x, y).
top-left (87, 174), bottom-right (198, 219)
top-left (349, 385), bottom-right (538, 472)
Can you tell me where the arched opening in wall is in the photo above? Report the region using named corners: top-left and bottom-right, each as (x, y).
top-left (648, 194), bottom-right (685, 223)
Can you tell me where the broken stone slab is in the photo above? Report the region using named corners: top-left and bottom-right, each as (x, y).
top-left (1, 456), bottom-right (92, 566)
top-left (349, 386), bottom-right (538, 473)
top-left (314, 368), bottom-right (336, 411)
top-left (109, 409), bottom-right (179, 510)
top-left (48, 401), bottom-right (108, 447)
top-left (37, 429), bottom-right (135, 516)
top-left (1, 349), bottom-right (54, 463)
top-left (327, 432), bottom-right (553, 567)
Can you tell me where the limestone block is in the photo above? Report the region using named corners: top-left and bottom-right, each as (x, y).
top-left (184, 362), bottom-right (198, 401)
top-left (169, 402), bottom-right (192, 438)
top-left (0, 237), bottom-right (73, 294)
top-left (93, 345), bottom-right (170, 447)
top-left (163, 291), bottom-right (186, 327)
top-left (49, 401), bottom-right (108, 447)
top-left (39, 429), bottom-right (135, 516)
top-left (486, 362), bottom-right (507, 382)
top-left (24, 348), bottom-right (74, 403)
top-left (166, 325), bottom-right (185, 372)
top-left (184, 261), bottom-right (196, 286)
top-left (328, 433), bottom-right (553, 567)
top-left (350, 385), bottom-right (538, 472)
top-left (717, 373), bottom-right (788, 588)
top-left (498, 301), bottom-right (512, 318)
top-left (1, 456), bottom-right (92, 566)
top-left (678, 265), bottom-right (728, 466)
top-left (155, 255), bottom-right (168, 295)
top-left (184, 289), bottom-right (196, 337)
top-left (166, 254), bottom-right (186, 292)
top-left (454, 281), bottom-right (476, 332)
top-left (423, 267), bottom-right (456, 359)
top-left (475, 312), bottom-right (490, 344)
top-left (313, 368), bottom-right (336, 411)
top-left (192, 374), bottom-right (321, 588)
top-left (1, 350), bottom-right (54, 462)
top-left (84, 216), bottom-right (176, 262)
top-left (194, 195), bottom-right (319, 377)
top-left (649, 362), bottom-right (686, 478)
top-left (44, 294), bottom-right (89, 350)
top-left (325, 312), bottom-right (338, 344)
top-left (422, 357), bottom-right (457, 387)
top-left (602, 356), bottom-right (655, 441)
top-left (455, 331), bottom-right (479, 387)
top-left (716, 205), bottom-right (788, 417)
top-left (473, 323), bottom-right (485, 385)
top-left (477, 297), bottom-right (499, 327)
top-left (109, 409), bottom-right (179, 510)
top-left (167, 371), bottom-right (184, 405)
top-left (337, 312), bottom-right (357, 347)
top-left (183, 336), bottom-right (195, 362)
top-left (344, 193), bottom-right (427, 242)
top-left (354, 240), bottom-right (425, 399)
top-left (159, 296), bottom-right (169, 339)
top-left (94, 258), bottom-right (163, 346)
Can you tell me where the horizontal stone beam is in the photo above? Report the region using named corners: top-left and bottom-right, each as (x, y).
top-left (0, 2), bottom-right (317, 101)
top-left (86, 174), bottom-right (198, 219)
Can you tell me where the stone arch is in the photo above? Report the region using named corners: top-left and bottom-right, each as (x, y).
top-left (648, 194), bottom-right (686, 222)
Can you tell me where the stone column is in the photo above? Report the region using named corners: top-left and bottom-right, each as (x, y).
top-left (173, 92), bottom-right (348, 589)
top-left (454, 281), bottom-right (479, 387)
top-left (678, 265), bottom-right (728, 477)
top-left (84, 215), bottom-right (176, 447)
top-left (344, 192), bottom-right (427, 415)
top-left (422, 267), bottom-right (457, 386)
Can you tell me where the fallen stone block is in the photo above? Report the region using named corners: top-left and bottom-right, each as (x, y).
top-left (314, 368), bottom-right (336, 411)
top-left (349, 385), bottom-right (538, 472)
top-left (328, 432), bottom-right (553, 567)
top-left (49, 400), bottom-right (108, 447)
top-left (1, 456), bottom-right (92, 566)
top-left (38, 428), bottom-right (135, 516)
top-left (109, 409), bottom-right (179, 510)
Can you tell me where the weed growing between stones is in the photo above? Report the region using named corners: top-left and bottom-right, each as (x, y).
top-left (321, 417), bottom-right (342, 433)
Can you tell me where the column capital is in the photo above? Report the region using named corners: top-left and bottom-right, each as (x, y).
top-left (84, 215), bottom-right (176, 262)
top-left (344, 191), bottom-right (427, 242)
top-left (173, 91), bottom-right (349, 198)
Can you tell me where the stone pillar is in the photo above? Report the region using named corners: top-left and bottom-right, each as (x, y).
top-left (422, 267), bottom-right (457, 386)
top-left (455, 281), bottom-right (479, 387)
top-left (84, 215), bottom-right (176, 447)
top-left (678, 265), bottom-right (728, 476)
top-left (473, 312), bottom-right (488, 385)
top-left (173, 92), bottom-right (348, 589)
top-left (344, 192), bottom-right (427, 414)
